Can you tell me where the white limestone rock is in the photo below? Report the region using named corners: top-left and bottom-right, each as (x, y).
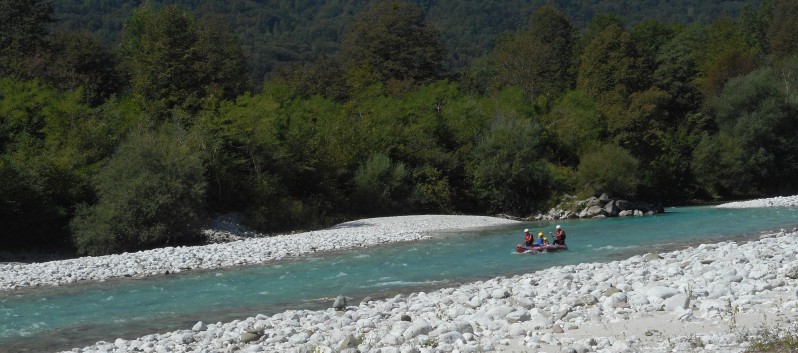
top-left (646, 286), bottom-right (679, 299)
top-left (663, 294), bottom-right (691, 311)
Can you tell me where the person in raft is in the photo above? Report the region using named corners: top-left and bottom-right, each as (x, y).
top-left (553, 225), bottom-right (566, 245)
top-left (523, 229), bottom-right (536, 247)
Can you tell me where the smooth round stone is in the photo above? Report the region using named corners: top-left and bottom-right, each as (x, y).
top-left (240, 332), bottom-right (260, 343)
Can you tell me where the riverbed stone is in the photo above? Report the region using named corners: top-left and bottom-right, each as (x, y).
top-left (486, 305), bottom-right (514, 319)
top-left (13, 203), bottom-right (798, 353)
top-left (604, 200), bottom-right (620, 216)
top-left (572, 294), bottom-right (598, 307)
top-left (403, 320), bottom-right (433, 340)
top-left (192, 321), bottom-right (206, 332)
top-left (506, 310), bottom-right (531, 323)
top-left (241, 331), bottom-right (261, 343)
top-left (582, 206), bottom-right (606, 218)
top-left (491, 288), bottom-right (510, 299)
top-left (333, 295), bottom-right (347, 311)
top-left (646, 286), bottom-right (679, 299)
top-left (643, 253), bottom-right (662, 262)
top-left (437, 331), bottom-right (465, 345)
top-left (664, 294), bottom-right (690, 311)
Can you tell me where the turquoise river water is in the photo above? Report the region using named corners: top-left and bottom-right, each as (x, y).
top-left (2, 205), bottom-right (798, 352)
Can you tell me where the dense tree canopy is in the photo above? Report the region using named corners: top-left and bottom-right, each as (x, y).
top-left (48, 0), bottom-right (761, 82)
top-left (3, 0), bottom-right (797, 256)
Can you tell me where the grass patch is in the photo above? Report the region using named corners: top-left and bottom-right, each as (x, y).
top-left (745, 328), bottom-right (798, 353)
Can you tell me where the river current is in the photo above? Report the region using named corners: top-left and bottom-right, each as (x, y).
top-left (2, 205), bottom-right (798, 352)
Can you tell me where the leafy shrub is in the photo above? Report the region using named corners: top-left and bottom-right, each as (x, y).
top-left (576, 144), bottom-right (640, 198)
top-left (691, 132), bottom-right (756, 198)
top-left (71, 129), bottom-right (206, 255)
top-left (696, 67), bottom-right (798, 196)
top-left (352, 153), bottom-right (409, 215)
top-left (546, 89), bottom-right (605, 161)
top-left (409, 164), bottom-right (453, 213)
top-left (469, 117), bottom-right (553, 215)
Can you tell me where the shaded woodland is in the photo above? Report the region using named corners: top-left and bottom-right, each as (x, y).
top-left (1, 0), bottom-right (796, 255)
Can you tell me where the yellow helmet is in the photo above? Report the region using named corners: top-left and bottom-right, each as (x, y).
top-left (538, 232), bottom-right (543, 237)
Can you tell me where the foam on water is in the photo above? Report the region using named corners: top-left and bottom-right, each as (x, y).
top-left (327, 272), bottom-right (348, 279)
top-left (362, 279), bottom-right (450, 288)
top-left (592, 245), bottom-right (639, 251)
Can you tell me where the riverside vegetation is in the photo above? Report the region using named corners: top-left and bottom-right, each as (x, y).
top-left (2, 0), bottom-right (798, 256)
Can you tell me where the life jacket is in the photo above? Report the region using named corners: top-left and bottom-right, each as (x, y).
top-left (524, 233), bottom-right (532, 243)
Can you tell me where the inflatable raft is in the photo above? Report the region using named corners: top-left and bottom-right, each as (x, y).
top-left (515, 243), bottom-right (568, 254)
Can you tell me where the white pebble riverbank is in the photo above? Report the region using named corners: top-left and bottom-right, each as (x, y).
top-left (62, 229), bottom-right (798, 353)
top-left (715, 195), bottom-right (798, 208)
top-left (12, 196), bottom-right (798, 353)
top-left (0, 215), bottom-right (518, 292)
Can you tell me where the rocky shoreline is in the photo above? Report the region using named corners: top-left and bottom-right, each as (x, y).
top-left (11, 194), bottom-right (793, 293)
top-left (714, 195), bottom-right (798, 209)
top-left (63, 228), bottom-right (798, 353)
top-left (9, 196), bottom-right (798, 353)
top-left (0, 215), bottom-right (518, 292)
top-left (532, 194), bottom-right (664, 221)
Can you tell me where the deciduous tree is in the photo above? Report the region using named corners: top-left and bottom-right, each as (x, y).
top-left (768, 0), bottom-right (798, 59)
top-left (653, 26), bottom-right (704, 118)
top-left (121, 5), bottom-right (247, 118)
top-left (491, 4), bottom-right (576, 103)
top-left (0, 0), bottom-right (53, 76)
top-left (122, 5), bottom-right (201, 116)
top-left (30, 30), bottom-right (125, 106)
top-left (696, 68), bottom-right (798, 196)
top-left (577, 24), bottom-right (648, 109)
top-left (697, 17), bottom-right (759, 98)
top-left (341, 1), bottom-right (445, 85)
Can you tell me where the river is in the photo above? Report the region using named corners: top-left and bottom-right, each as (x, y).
top-left (2, 205), bottom-right (798, 352)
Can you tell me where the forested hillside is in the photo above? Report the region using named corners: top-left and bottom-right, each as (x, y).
top-left (48, 0), bottom-right (760, 81)
top-left (2, 0), bottom-right (796, 256)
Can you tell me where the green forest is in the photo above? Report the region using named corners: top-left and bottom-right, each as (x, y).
top-left (47, 0), bottom-right (761, 82)
top-left (1, 0), bottom-right (797, 256)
